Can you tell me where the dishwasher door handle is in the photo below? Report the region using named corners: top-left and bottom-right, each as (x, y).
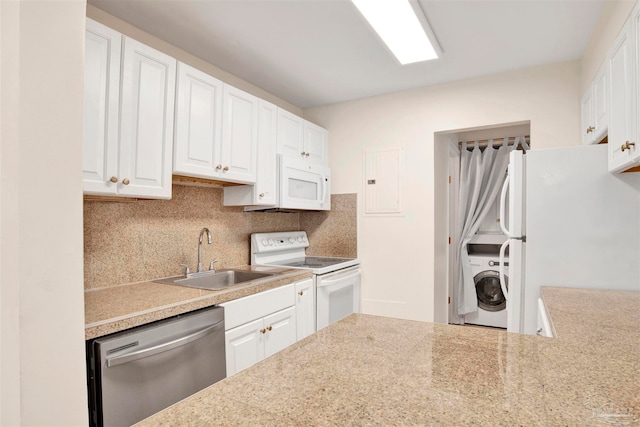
top-left (106, 320), bottom-right (224, 368)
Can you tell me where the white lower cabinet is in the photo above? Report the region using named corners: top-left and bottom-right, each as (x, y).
top-left (263, 307), bottom-right (297, 358)
top-left (295, 278), bottom-right (315, 341)
top-left (220, 284), bottom-right (296, 377)
top-left (224, 307), bottom-right (296, 376)
top-left (536, 298), bottom-right (554, 338)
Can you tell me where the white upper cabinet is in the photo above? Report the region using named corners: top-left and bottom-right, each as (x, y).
top-left (277, 108), bottom-right (305, 158)
top-left (174, 66), bottom-right (258, 185)
top-left (580, 86), bottom-right (594, 145)
top-left (118, 37), bottom-right (176, 199)
top-left (83, 18), bottom-right (121, 196)
top-left (223, 99), bottom-right (278, 206)
top-left (581, 62), bottom-right (609, 145)
top-left (84, 19), bottom-right (176, 199)
top-left (303, 120), bottom-right (329, 164)
top-left (592, 64), bottom-right (610, 142)
top-left (277, 108), bottom-right (328, 165)
top-left (173, 62), bottom-right (224, 179)
top-left (608, 17), bottom-right (639, 172)
top-left (255, 100), bottom-right (278, 205)
top-left (220, 85), bottom-right (258, 183)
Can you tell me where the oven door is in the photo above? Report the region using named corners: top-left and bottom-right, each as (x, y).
top-left (279, 156), bottom-right (330, 211)
top-left (316, 266), bottom-right (361, 330)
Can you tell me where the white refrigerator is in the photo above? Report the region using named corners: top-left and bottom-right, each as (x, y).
top-left (499, 144), bottom-right (640, 335)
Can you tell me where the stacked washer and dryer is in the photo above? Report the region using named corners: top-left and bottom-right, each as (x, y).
top-left (463, 194), bottom-right (508, 329)
top-left (463, 253), bottom-right (508, 328)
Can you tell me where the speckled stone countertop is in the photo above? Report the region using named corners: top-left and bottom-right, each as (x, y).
top-left (84, 266), bottom-right (312, 340)
top-left (137, 287), bottom-right (639, 426)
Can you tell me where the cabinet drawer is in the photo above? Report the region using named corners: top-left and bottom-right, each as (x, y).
top-left (221, 284), bottom-right (294, 330)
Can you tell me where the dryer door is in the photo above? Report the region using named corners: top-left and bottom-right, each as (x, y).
top-left (474, 270), bottom-right (508, 312)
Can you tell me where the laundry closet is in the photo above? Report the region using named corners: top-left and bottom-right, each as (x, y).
top-left (444, 122), bottom-right (531, 329)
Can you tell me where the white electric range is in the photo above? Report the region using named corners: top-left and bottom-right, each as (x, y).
top-left (251, 231), bottom-right (361, 331)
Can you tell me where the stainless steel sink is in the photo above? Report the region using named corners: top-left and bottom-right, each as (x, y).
top-left (154, 269), bottom-right (277, 291)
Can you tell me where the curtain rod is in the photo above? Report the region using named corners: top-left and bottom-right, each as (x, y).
top-left (458, 135), bottom-right (530, 148)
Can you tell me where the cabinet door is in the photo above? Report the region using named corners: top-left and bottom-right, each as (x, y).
top-left (295, 278), bottom-right (315, 341)
top-left (592, 63), bottom-right (609, 143)
top-left (608, 20), bottom-right (638, 172)
top-left (303, 121), bottom-right (328, 165)
top-left (83, 19), bottom-right (121, 195)
top-left (580, 86), bottom-right (594, 145)
top-left (277, 108), bottom-right (304, 158)
top-left (119, 37), bottom-right (176, 199)
top-left (255, 100), bottom-right (278, 205)
top-left (174, 62), bottom-right (223, 179)
top-left (263, 307), bottom-right (297, 358)
top-left (220, 85), bottom-right (258, 183)
top-left (225, 318), bottom-right (265, 377)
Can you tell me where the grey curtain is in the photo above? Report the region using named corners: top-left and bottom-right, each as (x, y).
top-left (455, 139), bottom-right (514, 316)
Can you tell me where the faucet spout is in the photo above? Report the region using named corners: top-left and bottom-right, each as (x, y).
top-left (197, 228), bottom-right (212, 272)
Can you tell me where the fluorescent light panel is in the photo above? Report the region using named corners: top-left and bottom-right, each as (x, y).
top-left (351, 0), bottom-right (438, 65)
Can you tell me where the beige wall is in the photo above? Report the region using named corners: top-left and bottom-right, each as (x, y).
top-left (86, 4), bottom-right (303, 117)
top-left (304, 60), bottom-right (581, 323)
top-left (581, 0), bottom-right (636, 92)
top-left (1, 2), bottom-right (21, 424)
top-left (1, 1), bottom-right (88, 425)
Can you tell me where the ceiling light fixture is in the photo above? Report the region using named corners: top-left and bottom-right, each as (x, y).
top-left (351, 0), bottom-right (439, 65)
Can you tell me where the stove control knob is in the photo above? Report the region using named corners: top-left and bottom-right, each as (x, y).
top-left (262, 240), bottom-right (267, 246)
top-left (289, 237), bottom-right (295, 243)
top-left (268, 239), bottom-right (274, 246)
top-left (297, 237), bottom-right (303, 243)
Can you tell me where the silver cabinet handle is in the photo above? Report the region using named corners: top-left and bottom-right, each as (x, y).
top-left (106, 320), bottom-right (224, 368)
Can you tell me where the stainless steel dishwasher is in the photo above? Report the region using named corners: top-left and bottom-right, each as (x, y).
top-left (87, 306), bottom-right (226, 427)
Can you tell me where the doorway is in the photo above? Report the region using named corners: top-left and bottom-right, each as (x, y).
top-left (433, 121), bottom-right (531, 325)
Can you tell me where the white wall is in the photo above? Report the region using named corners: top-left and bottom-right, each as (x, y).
top-left (1, 1), bottom-right (88, 425)
top-left (305, 61), bottom-right (581, 322)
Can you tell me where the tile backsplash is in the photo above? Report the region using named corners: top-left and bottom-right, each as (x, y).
top-left (84, 185), bottom-right (356, 290)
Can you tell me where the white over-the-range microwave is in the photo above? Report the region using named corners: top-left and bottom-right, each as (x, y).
top-left (245, 155), bottom-right (331, 212)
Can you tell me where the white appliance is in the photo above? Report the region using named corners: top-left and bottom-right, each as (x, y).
top-left (464, 254), bottom-right (508, 328)
top-left (500, 144), bottom-right (640, 335)
top-left (251, 231), bottom-right (360, 331)
top-left (246, 156), bottom-right (331, 211)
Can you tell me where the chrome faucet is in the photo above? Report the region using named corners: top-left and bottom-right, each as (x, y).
top-left (197, 228), bottom-right (213, 273)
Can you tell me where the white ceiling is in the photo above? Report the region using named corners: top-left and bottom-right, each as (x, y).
top-left (88, 0), bottom-right (606, 109)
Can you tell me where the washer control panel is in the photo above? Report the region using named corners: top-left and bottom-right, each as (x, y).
top-left (252, 231), bottom-right (309, 253)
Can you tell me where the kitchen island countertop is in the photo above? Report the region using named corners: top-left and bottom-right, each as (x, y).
top-left (137, 287), bottom-right (640, 426)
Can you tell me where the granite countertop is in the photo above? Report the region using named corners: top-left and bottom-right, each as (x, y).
top-left (84, 265), bottom-right (312, 340)
top-left (137, 287), bottom-right (640, 426)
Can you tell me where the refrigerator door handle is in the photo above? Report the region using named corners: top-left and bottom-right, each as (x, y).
top-left (499, 239), bottom-right (510, 299)
top-left (499, 173), bottom-right (510, 236)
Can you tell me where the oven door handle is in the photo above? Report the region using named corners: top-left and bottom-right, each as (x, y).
top-left (317, 269), bottom-right (360, 288)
